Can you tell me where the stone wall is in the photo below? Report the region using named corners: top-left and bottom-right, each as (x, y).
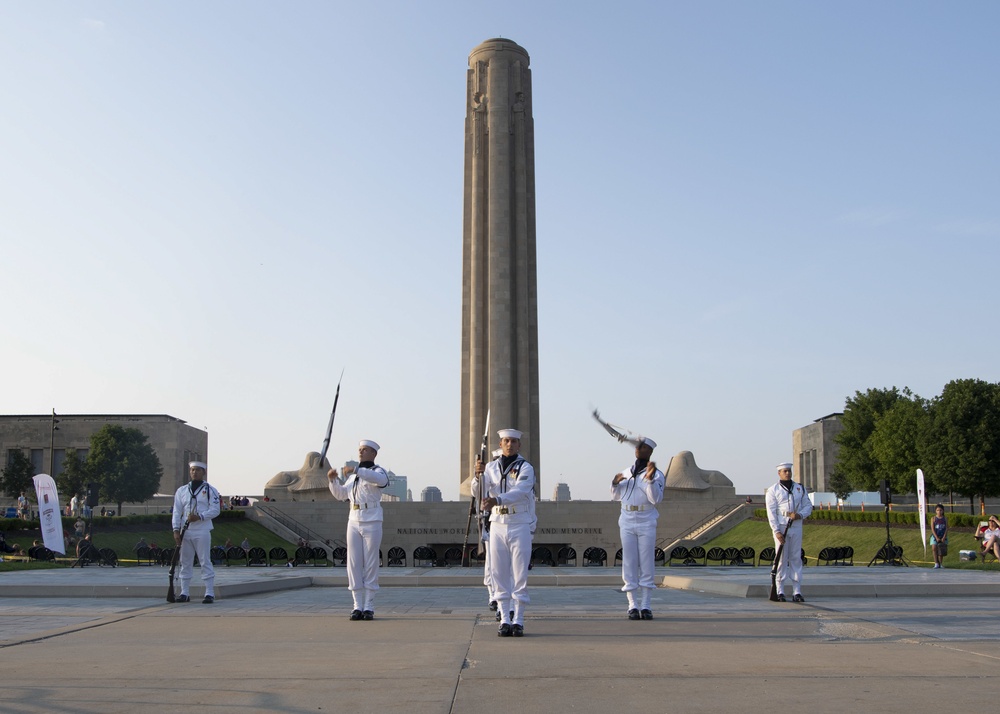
top-left (253, 490), bottom-right (742, 566)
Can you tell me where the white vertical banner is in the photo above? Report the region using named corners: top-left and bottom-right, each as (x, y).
top-left (32, 474), bottom-right (66, 555)
top-left (916, 468), bottom-right (927, 555)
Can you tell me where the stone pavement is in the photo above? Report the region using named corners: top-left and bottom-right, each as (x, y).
top-left (2, 566), bottom-right (999, 713)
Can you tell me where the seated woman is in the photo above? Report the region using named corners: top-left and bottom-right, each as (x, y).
top-left (981, 515), bottom-right (1000, 560)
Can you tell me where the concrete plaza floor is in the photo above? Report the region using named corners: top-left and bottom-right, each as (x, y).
top-left (2, 565), bottom-right (999, 713)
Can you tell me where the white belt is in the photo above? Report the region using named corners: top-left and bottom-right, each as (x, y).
top-left (623, 504), bottom-right (653, 512)
top-left (492, 505), bottom-right (522, 515)
top-left (351, 501), bottom-right (379, 510)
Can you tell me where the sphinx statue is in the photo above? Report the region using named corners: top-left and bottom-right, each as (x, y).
top-left (263, 452), bottom-right (335, 501)
top-left (663, 451), bottom-right (734, 495)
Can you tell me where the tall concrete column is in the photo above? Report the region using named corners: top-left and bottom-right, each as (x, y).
top-left (460, 38), bottom-right (540, 497)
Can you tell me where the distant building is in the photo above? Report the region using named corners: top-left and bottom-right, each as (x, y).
top-left (0, 414), bottom-right (206, 496)
top-left (792, 413), bottom-right (844, 493)
top-left (421, 486), bottom-right (443, 502)
top-left (383, 472), bottom-right (408, 502)
top-left (552, 482), bottom-right (571, 501)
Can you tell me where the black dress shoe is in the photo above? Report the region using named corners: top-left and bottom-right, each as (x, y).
top-left (640, 609), bottom-right (653, 620)
top-left (489, 600), bottom-right (498, 611)
top-left (512, 624), bottom-right (524, 637)
top-left (495, 609), bottom-right (502, 622)
top-left (498, 623), bottom-right (512, 637)
top-left (792, 594), bottom-right (805, 603)
top-left (362, 610), bottom-right (374, 620)
top-left (628, 609), bottom-right (640, 620)
top-left (350, 609), bottom-right (363, 620)
top-left (176, 594), bottom-right (190, 603)
top-left (202, 595), bottom-right (215, 604)
top-left (776, 594), bottom-right (787, 602)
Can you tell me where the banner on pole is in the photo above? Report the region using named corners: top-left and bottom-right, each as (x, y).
top-left (32, 474), bottom-right (66, 555)
top-left (916, 468), bottom-right (927, 555)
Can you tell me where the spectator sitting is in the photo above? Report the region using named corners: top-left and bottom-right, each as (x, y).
top-left (241, 538), bottom-right (250, 552)
top-left (133, 537), bottom-right (148, 552)
top-left (74, 518), bottom-right (86, 538)
top-left (0, 532), bottom-right (24, 555)
top-left (981, 516), bottom-right (1000, 560)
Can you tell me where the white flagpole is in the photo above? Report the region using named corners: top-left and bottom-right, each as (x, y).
top-left (32, 474), bottom-right (66, 555)
top-left (916, 468), bottom-right (927, 556)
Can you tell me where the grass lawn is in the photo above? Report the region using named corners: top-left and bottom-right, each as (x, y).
top-left (704, 518), bottom-right (995, 570)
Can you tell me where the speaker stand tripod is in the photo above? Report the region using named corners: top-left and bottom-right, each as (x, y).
top-left (867, 503), bottom-right (909, 567)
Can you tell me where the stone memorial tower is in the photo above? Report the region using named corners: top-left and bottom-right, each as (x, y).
top-left (460, 38), bottom-right (540, 497)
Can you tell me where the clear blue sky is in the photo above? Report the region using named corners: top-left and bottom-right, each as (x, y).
top-left (2, 2), bottom-right (998, 502)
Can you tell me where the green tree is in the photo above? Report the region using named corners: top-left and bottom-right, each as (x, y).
top-left (1, 449), bottom-right (35, 501)
top-left (868, 392), bottom-right (931, 496)
top-left (832, 387), bottom-right (906, 492)
top-left (86, 426), bottom-right (163, 516)
top-left (923, 378), bottom-right (1000, 515)
top-left (827, 468), bottom-right (853, 501)
top-left (56, 448), bottom-right (88, 510)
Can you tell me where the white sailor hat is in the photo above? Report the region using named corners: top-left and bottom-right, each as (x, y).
top-left (359, 440), bottom-right (380, 452)
top-left (497, 429), bottom-right (522, 440)
top-left (189, 461), bottom-right (207, 470)
top-left (777, 462), bottom-right (793, 471)
top-left (638, 437), bottom-right (657, 449)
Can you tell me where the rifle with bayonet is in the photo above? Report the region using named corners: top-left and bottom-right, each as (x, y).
top-left (461, 409), bottom-right (490, 566)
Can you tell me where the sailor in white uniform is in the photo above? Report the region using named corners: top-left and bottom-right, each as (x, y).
top-left (765, 462), bottom-right (812, 602)
top-left (472, 428), bottom-right (535, 637)
top-left (328, 439), bottom-right (389, 620)
top-left (172, 461), bottom-right (221, 603)
top-left (611, 437), bottom-right (665, 620)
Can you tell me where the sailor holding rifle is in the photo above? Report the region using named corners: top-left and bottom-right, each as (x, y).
top-left (328, 440), bottom-right (389, 621)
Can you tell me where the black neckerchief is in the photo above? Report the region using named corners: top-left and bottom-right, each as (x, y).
top-left (779, 479), bottom-right (794, 492)
top-left (190, 480), bottom-right (206, 498)
top-left (499, 454), bottom-right (522, 493)
top-left (624, 459), bottom-right (649, 500)
top-left (353, 462), bottom-right (377, 499)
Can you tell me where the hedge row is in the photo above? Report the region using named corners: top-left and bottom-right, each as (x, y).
top-left (752, 508), bottom-right (987, 528)
top-left (0, 509), bottom-right (245, 532)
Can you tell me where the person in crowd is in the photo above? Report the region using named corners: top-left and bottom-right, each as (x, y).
top-left (930, 503), bottom-right (948, 569)
top-left (981, 515), bottom-right (1000, 562)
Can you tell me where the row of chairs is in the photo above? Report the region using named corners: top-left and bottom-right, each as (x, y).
top-left (670, 545), bottom-right (860, 567)
top-left (668, 546), bottom-right (761, 566)
top-left (133, 545), bottom-right (336, 567)
top-left (27, 544), bottom-right (118, 567)
top-left (816, 546), bottom-right (855, 565)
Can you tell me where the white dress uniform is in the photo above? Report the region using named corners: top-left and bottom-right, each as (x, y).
top-left (171, 478), bottom-right (221, 599)
top-left (765, 474), bottom-right (812, 598)
top-left (329, 462), bottom-right (389, 614)
top-left (471, 453), bottom-right (535, 628)
top-left (611, 460), bottom-right (665, 613)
